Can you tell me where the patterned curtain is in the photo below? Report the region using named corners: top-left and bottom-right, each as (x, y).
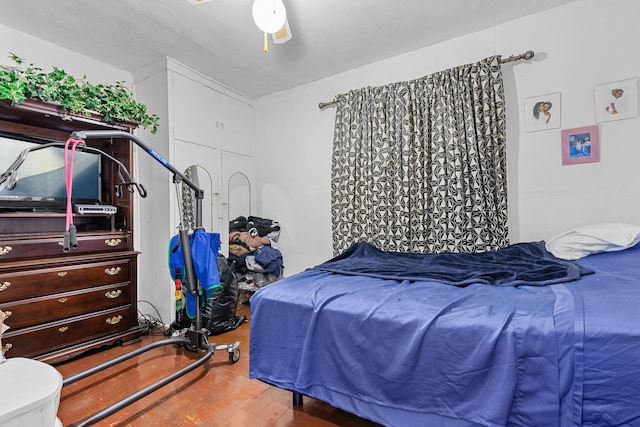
top-left (331, 56), bottom-right (509, 254)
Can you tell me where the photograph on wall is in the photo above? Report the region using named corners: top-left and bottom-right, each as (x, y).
top-left (525, 92), bottom-right (561, 132)
top-left (561, 125), bottom-right (600, 165)
top-left (594, 78), bottom-right (638, 123)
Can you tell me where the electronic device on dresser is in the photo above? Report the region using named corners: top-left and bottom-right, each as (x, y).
top-left (74, 204), bottom-right (117, 215)
top-left (0, 132), bottom-right (103, 212)
top-left (0, 99), bottom-right (142, 364)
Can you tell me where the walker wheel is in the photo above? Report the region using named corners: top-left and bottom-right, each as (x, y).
top-left (229, 347), bottom-right (240, 364)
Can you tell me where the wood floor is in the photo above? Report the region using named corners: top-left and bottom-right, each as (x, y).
top-left (54, 303), bottom-right (381, 427)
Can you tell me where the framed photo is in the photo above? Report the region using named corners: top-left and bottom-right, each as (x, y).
top-left (561, 125), bottom-right (600, 165)
top-left (525, 92), bottom-right (561, 132)
top-left (594, 78), bottom-right (638, 123)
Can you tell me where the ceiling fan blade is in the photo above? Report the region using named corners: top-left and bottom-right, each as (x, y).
top-left (272, 18), bottom-right (292, 44)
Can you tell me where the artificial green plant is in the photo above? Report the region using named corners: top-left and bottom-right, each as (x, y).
top-left (0, 53), bottom-right (159, 133)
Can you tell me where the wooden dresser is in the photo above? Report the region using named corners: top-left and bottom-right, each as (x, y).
top-left (0, 100), bottom-right (142, 364)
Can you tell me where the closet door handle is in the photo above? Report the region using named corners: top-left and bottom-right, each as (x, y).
top-left (0, 246), bottom-right (12, 255)
top-left (105, 267), bottom-right (122, 276)
top-left (105, 290), bottom-right (122, 299)
top-left (0, 282), bottom-right (10, 292)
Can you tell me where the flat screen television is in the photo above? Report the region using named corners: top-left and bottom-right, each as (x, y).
top-left (0, 131), bottom-right (102, 211)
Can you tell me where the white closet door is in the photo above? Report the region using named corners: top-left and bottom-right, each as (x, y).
top-left (173, 141), bottom-right (222, 233)
top-left (172, 73), bottom-right (221, 149)
top-left (220, 94), bottom-right (255, 157)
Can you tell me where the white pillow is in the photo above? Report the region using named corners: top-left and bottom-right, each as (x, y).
top-left (545, 223), bottom-right (640, 260)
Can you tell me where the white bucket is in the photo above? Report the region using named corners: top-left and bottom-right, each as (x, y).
top-left (0, 357), bottom-right (63, 427)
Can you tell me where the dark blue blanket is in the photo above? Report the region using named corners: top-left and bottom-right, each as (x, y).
top-left (313, 241), bottom-right (592, 286)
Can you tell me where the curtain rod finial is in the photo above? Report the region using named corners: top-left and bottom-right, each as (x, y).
top-left (318, 99), bottom-right (337, 110)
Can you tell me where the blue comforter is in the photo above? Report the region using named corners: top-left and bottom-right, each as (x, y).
top-left (314, 241), bottom-right (593, 286)
top-left (249, 242), bottom-right (640, 426)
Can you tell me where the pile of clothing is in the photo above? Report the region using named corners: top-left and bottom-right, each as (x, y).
top-left (228, 216), bottom-right (283, 293)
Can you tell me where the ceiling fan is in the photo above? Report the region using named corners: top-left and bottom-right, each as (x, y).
top-left (251, 0), bottom-right (292, 51)
top-left (185, 0), bottom-right (292, 52)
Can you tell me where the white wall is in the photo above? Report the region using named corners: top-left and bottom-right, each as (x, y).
top-left (132, 67), bottom-right (173, 323)
top-left (254, 0), bottom-right (640, 275)
top-left (498, 0), bottom-right (640, 242)
top-left (0, 24), bottom-right (132, 87)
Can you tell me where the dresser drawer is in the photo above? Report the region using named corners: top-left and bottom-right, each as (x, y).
top-left (2, 306), bottom-right (133, 359)
top-left (0, 232), bottom-right (131, 261)
top-left (0, 258), bottom-right (131, 303)
top-left (0, 283), bottom-right (130, 329)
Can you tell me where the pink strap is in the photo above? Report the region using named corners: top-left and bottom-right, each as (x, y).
top-left (64, 138), bottom-right (85, 231)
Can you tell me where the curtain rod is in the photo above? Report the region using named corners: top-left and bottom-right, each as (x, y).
top-left (317, 50), bottom-right (535, 110)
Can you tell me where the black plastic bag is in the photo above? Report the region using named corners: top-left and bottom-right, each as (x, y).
top-left (202, 254), bottom-right (246, 335)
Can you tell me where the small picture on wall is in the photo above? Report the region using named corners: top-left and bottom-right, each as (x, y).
top-left (561, 125), bottom-right (600, 165)
top-left (525, 92), bottom-right (561, 132)
top-left (594, 78), bottom-right (638, 123)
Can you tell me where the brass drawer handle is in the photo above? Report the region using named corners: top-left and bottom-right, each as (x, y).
top-left (0, 282), bottom-right (10, 292)
top-left (0, 246), bottom-right (12, 256)
top-left (58, 298), bottom-right (68, 304)
top-left (58, 326), bottom-right (69, 333)
top-left (106, 315), bottom-right (123, 325)
top-left (105, 239), bottom-right (122, 247)
top-left (105, 267), bottom-right (122, 276)
top-left (105, 290), bottom-right (122, 299)
top-left (3, 311), bottom-right (11, 318)
top-left (57, 271), bottom-right (68, 277)
top-left (2, 343), bottom-right (12, 353)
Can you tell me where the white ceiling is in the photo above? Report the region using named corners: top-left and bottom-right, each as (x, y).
top-left (0, 0), bottom-right (578, 99)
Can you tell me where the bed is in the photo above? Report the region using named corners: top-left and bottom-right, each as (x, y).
top-left (249, 224), bottom-right (640, 427)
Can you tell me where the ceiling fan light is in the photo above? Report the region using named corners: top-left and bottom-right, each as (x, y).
top-left (252, 0), bottom-right (287, 34)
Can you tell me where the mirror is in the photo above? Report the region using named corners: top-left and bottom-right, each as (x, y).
top-left (227, 171), bottom-right (251, 221)
top-left (180, 164), bottom-right (217, 231)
